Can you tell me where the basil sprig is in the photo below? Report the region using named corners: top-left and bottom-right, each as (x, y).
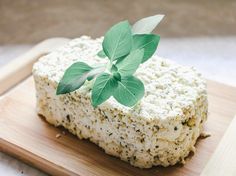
top-left (57, 14), bottom-right (164, 107)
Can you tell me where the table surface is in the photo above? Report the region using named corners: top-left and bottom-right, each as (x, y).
top-left (0, 37), bottom-right (236, 175)
top-left (1, 0), bottom-right (236, 44)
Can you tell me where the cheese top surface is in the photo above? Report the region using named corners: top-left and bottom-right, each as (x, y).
top-left (33, 36), bottom-right (207, 121)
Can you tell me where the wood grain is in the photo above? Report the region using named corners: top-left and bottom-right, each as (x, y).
top-left (0, 77), bottom-right (236, 176)
top-left (200, 116), bottom-right (236, 176)
top-left (0, 38), bottom-right (69, 96)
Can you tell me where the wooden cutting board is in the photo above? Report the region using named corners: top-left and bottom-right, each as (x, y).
top-left (0, 39), bottom-right (236, 176)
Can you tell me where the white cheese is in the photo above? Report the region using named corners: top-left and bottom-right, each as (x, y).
top-left (33, 36), bottom-right (208, 168)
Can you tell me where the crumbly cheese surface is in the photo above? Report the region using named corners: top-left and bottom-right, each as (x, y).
top-left (33, 36), bottom-right (208, 168)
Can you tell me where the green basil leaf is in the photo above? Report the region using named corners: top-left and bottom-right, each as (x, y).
top-left (92, 73), bottom-right (118, 107)
top-left (113, 76), bottom-right (144, 107)
top-left (113, 72), bottom-right (121, 81)
top-left (114, 54), bottom-right (128, 65)
top-left (86, 66), bottom-right (106, 81)
top-left (97, 50), bottom-right (107, 58)
top-left (132, 34), bottom-right (160, 63)
top-left (110, 64), bottom-right (118, 73)
top-left (56, 62), bottom-right (94, 95)
top-left (132, 14), bottom-right (164, 34)
top-left (102, 21), bottom-right (132, 61)
top-left (116, 49), bottom-right (144, 76)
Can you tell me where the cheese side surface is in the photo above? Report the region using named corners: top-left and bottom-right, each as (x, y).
top-left (32, 36), bottom-right (208, 168)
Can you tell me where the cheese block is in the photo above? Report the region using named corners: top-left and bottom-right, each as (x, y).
top-left (32, 36), bottom-right (208, 168)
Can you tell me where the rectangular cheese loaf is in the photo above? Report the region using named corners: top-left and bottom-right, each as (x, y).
top-left (32, 36), bottom-right (208, 168)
